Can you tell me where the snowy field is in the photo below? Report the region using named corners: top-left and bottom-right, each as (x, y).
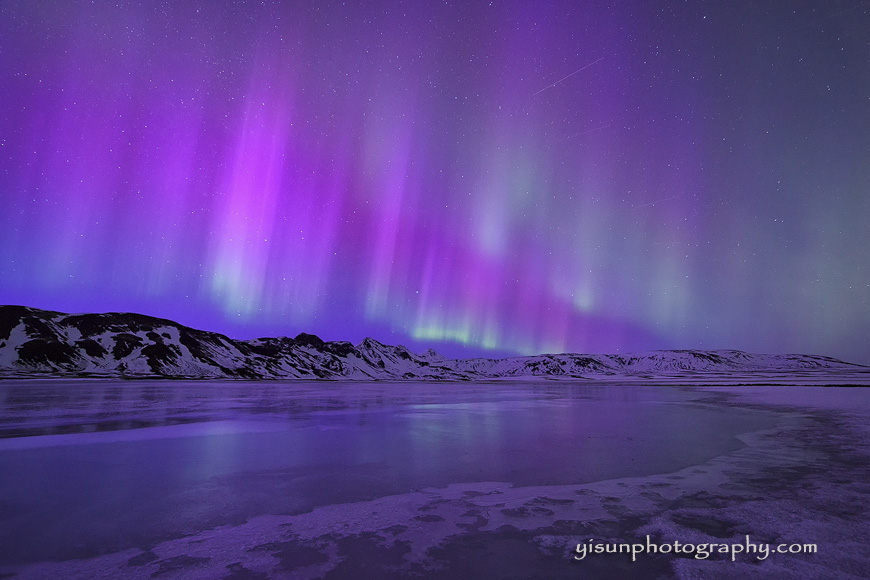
top-left (0, 379), bottom-right (868, 579)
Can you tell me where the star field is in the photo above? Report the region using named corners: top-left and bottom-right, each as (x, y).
top-left (1, 1), bottom-right (868, 362)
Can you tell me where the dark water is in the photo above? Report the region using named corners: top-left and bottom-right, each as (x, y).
top-left (0, 380), bottom-right (773, 565)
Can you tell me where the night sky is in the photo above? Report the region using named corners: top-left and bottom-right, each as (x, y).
top-left (1, 1), bottom-right (868, 363)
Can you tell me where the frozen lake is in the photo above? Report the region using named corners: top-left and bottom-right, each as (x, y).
top-left (1, 380), bottom-right (867, 579)
top-left (0, 380), bottom-right (770, 564)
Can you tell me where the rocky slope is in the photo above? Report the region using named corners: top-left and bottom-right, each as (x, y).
top-left (0, 305), bottom-right (865, 380)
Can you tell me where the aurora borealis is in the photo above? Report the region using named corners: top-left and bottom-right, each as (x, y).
top-left (1, 1), bottom-right (868, 362)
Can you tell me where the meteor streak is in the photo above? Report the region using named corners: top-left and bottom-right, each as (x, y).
top-left (532, 56), bottom-right (604, 97)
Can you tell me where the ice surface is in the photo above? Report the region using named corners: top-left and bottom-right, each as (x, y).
top-left (0, 380), bottom-right (868, 579)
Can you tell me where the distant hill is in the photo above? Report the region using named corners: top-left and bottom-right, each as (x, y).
top-left (0, 305), bottom-right (866, 381)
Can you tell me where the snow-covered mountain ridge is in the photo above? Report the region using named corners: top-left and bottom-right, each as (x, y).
top-left (1, 305), bottom-right (866, 381)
